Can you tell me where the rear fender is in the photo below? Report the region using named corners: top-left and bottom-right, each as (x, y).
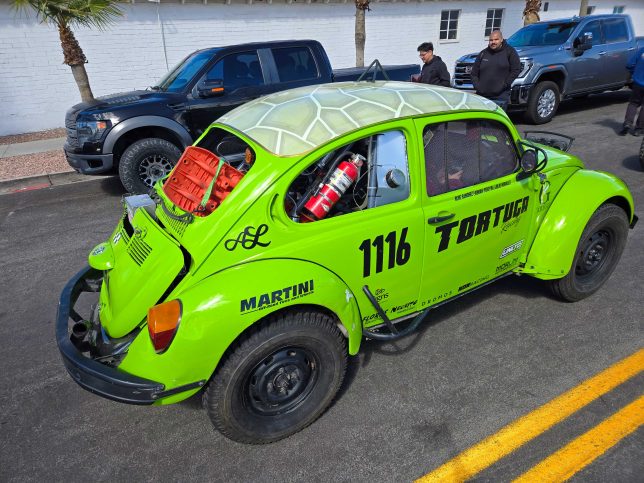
top-left (117, 259), bottom-right (361, 404)
top-left (520, 170), bottom-right (635, 280)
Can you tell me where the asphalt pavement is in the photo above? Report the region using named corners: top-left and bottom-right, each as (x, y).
top-left (0, 90), bottom-right (642, 482)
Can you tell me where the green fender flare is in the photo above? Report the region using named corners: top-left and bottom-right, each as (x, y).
top-left (118, 258), bottom-right (362, 404)
top-left (521, 170), bottom-right (635, 280)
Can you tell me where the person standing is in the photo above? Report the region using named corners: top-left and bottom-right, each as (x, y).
top-left (619, 46), bottom-right (644, 136)
top-left (417, 42), bottom-right (451, 87)
top-left (471, 30), bottom-right (522, 109)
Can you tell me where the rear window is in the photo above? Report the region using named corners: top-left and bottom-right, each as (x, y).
top-left (602, 18), bottom-right (629, 43)
top-left (272, 46), bottom-right (319, 83)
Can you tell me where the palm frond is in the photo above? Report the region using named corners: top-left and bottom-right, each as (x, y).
top-left (11, 0), bottom-right (123, 29)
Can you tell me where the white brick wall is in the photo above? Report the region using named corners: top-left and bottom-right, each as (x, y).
top-left (0, 0), bottom-right (642, 135)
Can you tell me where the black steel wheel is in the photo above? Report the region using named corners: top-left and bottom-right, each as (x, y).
top-left (203, 310), bottom-right (347, 444)
top-left (118, 138), bottom-right (181, 194)
top-left (550, 204), bottom-right (629, 302)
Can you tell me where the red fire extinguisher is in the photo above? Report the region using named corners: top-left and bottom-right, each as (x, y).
top-left (303, 153), bottom-right (365, 221)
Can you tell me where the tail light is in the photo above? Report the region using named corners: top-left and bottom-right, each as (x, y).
top-left (147, 300), bottom-right (182, 353)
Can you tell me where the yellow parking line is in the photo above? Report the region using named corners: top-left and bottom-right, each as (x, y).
top-left (416, 349), bottom-right (643, 482)
top-left (512, 393), bottom-right (644, 482)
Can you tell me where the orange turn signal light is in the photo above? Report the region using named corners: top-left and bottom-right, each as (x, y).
top-left (147, 300), bottom-right (182, 353)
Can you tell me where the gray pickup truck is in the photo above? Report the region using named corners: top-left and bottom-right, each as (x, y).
top-left (452, 14), bottom-right (644, 124)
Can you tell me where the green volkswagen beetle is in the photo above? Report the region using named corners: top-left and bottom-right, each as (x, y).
top-left (57, 81), bottom-right (637, 444)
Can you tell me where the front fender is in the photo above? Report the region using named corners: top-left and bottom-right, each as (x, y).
top-left (103, 115), bottom-right (193, 153)
top-left (520, 170), bottom-right (635, 280)
top-left (117, 259), bottom-right (362, 404)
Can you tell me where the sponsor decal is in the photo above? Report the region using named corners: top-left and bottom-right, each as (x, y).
top-left (240, 279), bottom-right (314, 314)
top-left (434, 196), bottom-right (529, 252)
top-left (500, 240), bottom-right (524, 259)
top-left (225, 224), bottom-right (271, 251)
top-left (420, 290), bottom-right (454, 308)
top-left (454, 180), bottom-right (511, 201)
top-left (374, 287), bottom-right (389, 303)
top-left (112, 232), bottom-right (122, 245)
top-left (361, 300), bottom-right (417, 322)
top-left (495, 257), bottom-right (519, 273)
top-left (458, 275), bottom-right (490, 292)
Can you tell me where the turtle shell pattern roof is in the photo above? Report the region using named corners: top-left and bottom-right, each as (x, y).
top-left (218, 81), bottom-right (499, 156)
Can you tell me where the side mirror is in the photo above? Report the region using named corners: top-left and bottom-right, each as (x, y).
top-left (197, 79), bottom-right (225, 98)
top-left (573, 33), bottom-right (593, 55)
top-left (520, 149), bottom-right (538, 174)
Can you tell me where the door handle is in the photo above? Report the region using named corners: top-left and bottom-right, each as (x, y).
top-left (427, 212), bottom-right (455, 224)
top-left (598, 51), bottom-right (607, 56)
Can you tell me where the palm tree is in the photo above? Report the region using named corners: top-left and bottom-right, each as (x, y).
top-left (355, 0), bottom-right (370, 68)
top-left (523, 0), bottom-right (541, 26)
top-left (12, 0), bottom-right (122, 102)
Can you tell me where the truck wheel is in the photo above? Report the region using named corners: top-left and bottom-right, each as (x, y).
top-left (118, 138), bottom-right (181, 194)
top-left (525, 81), bottom-right (560, 124)
top-left (203, 310), bottom-right (347, 444)
top-left (639, 138), bottom-right (644, 171)
top-left (550, 204), bottom-right (629, 302)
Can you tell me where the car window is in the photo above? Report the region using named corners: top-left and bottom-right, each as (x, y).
top-left (286, 130), bottom-right (410, 222)
top-left (159, 51), bottom-right (213, 92)
top-left (602, 18), bottom-right (629, 43)
top-left (424, 120), bottom-right (518, 196)
top-left (581, 20), bottom-right (603, 46)
top-left (272, 46), bottom-right (319, 83)
top-left (204, 51), bottom-right (264, 91)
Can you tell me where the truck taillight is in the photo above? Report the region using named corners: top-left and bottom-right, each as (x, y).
top-left (147, 300), bottom-right (182, 353)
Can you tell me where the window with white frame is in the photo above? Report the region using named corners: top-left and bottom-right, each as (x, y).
top-left (613, 6), bottom-right (625, 13)
top-left (543, 2), bottom-right (549, 12)
top-left (485, 9), bottom-right (504, 37)
top-left (440, 10), bottom-right (460, 40)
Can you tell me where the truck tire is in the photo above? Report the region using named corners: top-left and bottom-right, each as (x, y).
top-left (549, 204), bottom-right (629, 302)
top-left (525, 81), bottom-right (560, 124)
top-left (639, 138), bottom-right (644, 171)
top-left (118, 138), bottom-right (182, 194)
top-left (203, 310), bottom-right (347, 444)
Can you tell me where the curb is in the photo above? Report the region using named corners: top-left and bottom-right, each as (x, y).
top-left (0, 171), bottom-right (115, 195)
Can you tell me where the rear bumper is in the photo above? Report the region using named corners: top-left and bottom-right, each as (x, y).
top-left (56, 266), bottom-right (165, 405)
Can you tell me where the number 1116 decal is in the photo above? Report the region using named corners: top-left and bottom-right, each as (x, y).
top-left (358, 228), bottom-right (411, 277)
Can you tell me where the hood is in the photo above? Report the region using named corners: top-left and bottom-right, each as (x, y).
top-left (67, 89), bottom-right (184, 119)
top-left (511, 44), bottom-right (564, 57)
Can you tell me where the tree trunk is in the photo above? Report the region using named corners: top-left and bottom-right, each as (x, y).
top-left (355, 7), bottom-right (365, 68)
top-left (579, 0), bottom-right (589, 16)
top-left (58, 23), bottom-right (94, 102)
top-left (70, 64), bottom-right (95, 103)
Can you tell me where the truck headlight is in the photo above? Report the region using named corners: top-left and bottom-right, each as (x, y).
top-left (77, 120), bottom-right (110, 147)
top-left (518, 58), bottom-right (533, 78)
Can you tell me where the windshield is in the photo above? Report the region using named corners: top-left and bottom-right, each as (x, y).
top-left (508, 22), bottom-right (578, 47)
top-left (155, 51), bottom-right (214, 92)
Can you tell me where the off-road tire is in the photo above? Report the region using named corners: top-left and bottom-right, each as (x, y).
top-left (118, 138), bottom-right (181, 194)
top-left (550, 204), bottom-right (629, 302)
top-left (203, 310), bottom-right (347, 444)
top-left (525, 81), bottom-right (560, 125)
top-left (639, 137), bottom-right (644, 171)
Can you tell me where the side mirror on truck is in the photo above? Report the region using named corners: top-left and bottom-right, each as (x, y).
top-left (573, 33), bottom-right (593, 56)
top-left (197, 79), bottom-right (225, 98)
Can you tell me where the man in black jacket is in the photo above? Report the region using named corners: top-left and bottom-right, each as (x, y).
top-left (471, 30), bottom-right (522, 110)
top-left (417, 42), bottom-right (451, 87)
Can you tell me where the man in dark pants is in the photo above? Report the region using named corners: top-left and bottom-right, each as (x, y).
top-left (619, 46), bottom-right (644, 136)
top-left (417, 42), bottom-right (451, 87)
top-left (471, 30), bottom-right (522, 110)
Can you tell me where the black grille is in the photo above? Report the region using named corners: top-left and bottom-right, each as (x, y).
top-left (453, 62), bottom-right (474, 87)
top-left (65, 110), bottom-right (79, 149)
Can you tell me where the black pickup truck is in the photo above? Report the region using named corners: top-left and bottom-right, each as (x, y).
top-left (64, 39), bottom-right (419, 193)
